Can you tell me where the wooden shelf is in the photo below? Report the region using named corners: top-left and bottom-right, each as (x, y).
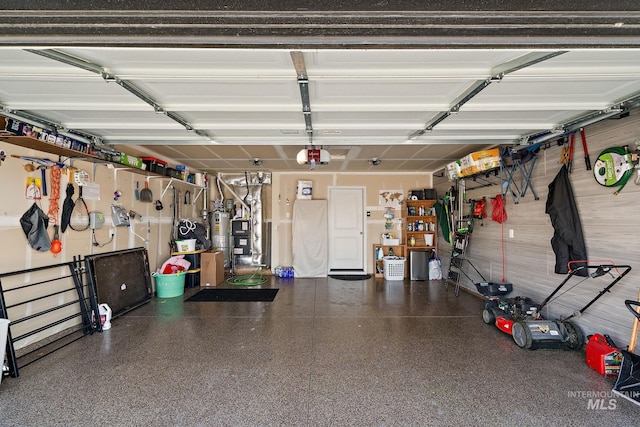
top-left (1, 135), bottom-right (100, 160)
top-left (1, 135), bottom-right (206, 185)
top-left (373, 244), bottom-right (406, 279)
top-left (171, 249), bottom-right (206, 256)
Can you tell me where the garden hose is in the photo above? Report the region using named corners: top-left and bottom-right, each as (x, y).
top-left (593, 146), bottom-right (635, 195)
top-left (225, 268), bottom-right (269, 286)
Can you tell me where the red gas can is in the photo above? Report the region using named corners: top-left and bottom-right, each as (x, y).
top-left (585, 334), bottom-right (622, 376)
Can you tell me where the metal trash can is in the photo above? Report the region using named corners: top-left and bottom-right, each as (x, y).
top-left (410, 250), bottom-right (429, 281)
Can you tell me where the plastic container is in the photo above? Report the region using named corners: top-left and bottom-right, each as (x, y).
top-left (0, 318), bottom-right (9, 384)
top-left (140, 157), bottom-right (168, 175)
top-left (424, 233), bottom-right (434, 246)
top-left (586, 334), bottom-right (622, 376)
top-left (98, 303), bottom-right (112, 330)
top-left (383, 256), bottom-right (405, 281)
top-left (153, 272), bottom-right (186, 298)
top-left (175, 239), bottom-right (196, 252)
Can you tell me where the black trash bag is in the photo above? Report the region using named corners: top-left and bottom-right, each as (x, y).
top-left (60, 183), bottom-right (75, 233)
top-left (20, 202), bottom-right (51, 251)
top-left (177, 220), bottom-right (212, 250)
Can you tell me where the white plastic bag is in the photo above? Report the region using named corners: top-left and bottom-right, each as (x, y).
top-left (429, 258), bottom-right (442, 280)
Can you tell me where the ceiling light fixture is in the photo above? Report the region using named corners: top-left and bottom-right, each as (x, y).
top-left (368, 158), bottom-right (382, 166)
top-left (252, 158), bottom-right (263, 166)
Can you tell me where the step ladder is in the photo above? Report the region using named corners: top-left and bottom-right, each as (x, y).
top-left (445, 232), bottom-right (468, 296)
top-left (445, 232), bottom-right (486, 296)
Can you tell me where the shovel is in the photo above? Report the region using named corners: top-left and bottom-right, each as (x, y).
top-left (140, 181), bottom-right (153, 202)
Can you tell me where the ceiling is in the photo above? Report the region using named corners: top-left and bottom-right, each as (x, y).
top-left (1, 4), bottom-right (640, 174)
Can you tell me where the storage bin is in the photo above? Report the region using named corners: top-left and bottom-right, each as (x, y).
top-left (141, 157), bottom-right (168, 175)
top-left (153, 272), bottom-right (186, 298)
top-left (175, 239), bottom-right (197, 252)
top-left (165, 167), bottom-right (182, 179)
top-left (383, 256), bottom-right (405, 281)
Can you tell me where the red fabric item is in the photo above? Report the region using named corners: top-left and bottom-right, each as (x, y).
top-left (162, 264), bottom-right (186, 274)
top-left (473, 198), bottom-right (487, 218)
top-left (491, 194), bottom-right (507, 224)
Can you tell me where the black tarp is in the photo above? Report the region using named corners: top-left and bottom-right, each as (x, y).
top-left (545, 165), bottom-right (588, 276)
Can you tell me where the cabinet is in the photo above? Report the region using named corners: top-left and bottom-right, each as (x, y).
top-left (402, 199), bottom-right (438, 253)
top-left (372, 244), bottom-right (406, 278)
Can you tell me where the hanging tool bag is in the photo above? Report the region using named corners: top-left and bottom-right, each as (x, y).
top-left (177, 220), bottom-right (212, 250)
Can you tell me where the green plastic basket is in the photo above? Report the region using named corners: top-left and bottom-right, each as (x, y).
top-left (153, 271), bottom-right (186, 298)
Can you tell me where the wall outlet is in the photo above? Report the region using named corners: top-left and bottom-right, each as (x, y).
top-left (109, 229), bottom-right (115, 238)
top-left (509, 229), bottom-right (514, 238)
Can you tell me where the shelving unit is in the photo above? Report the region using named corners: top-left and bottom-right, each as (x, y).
top-left (150, 176), bottom-right (205, 202)
top-left (170, 249), bottom-right (205, 288)
top-left (0, 135), bottom-right (206, 187)
top-left (0, 135), bottom-right (99, 160)
top-left (0, 134), bottom-right (157, 177)
top-left (402, 199), bottom-right (438, 253)
top-left (402, 199), bottom-right (438, 280)
top-left (372, 244), bottom-right (406, 278)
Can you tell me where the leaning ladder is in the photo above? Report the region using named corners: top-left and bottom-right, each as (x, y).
top-left (445, 232), bottom-right (470, 297)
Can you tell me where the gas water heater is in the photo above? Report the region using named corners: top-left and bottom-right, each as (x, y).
top-left (212, 211), bottom-right (230, 267)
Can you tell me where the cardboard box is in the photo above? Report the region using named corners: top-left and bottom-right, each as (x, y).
top-left (201, 251), bottom-right (225, 287)
top-left (460, 148), bottom-right (501, 177)
top-left (446, 161), bottom-right (462, 180)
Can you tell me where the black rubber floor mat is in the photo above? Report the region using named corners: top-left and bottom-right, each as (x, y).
top-left (329, 274), bottom-right (372, 281)
top-left (186, 288), bottom-right (278, 302)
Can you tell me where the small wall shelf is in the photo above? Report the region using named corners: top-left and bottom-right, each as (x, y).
top-left (372, 244), bottom-right (406, 279)
top-left (1, 135), bottom-right (99, 160)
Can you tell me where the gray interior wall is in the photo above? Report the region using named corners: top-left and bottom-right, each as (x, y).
top-left (433, 109), bottom-right (640, 349)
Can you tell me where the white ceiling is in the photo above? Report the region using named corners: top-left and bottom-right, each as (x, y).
top-left (1, 47), bottom-right (639, 173)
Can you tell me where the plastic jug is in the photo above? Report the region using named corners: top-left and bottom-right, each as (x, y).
top-left (98, 303), bottom-right (112, 331)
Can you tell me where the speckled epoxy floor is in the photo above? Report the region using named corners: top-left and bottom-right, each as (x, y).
top-left (1, 277), bottom-right (639, 426)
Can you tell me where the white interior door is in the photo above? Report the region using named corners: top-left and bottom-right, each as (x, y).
top-left (328, 186), bottom-right (366, 274)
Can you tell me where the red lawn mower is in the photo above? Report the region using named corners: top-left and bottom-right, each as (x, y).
top-left (477, 262), bottom-right (632, 350)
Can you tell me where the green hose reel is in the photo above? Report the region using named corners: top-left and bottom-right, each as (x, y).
top-left (593, 146), bottom-right (636, 195)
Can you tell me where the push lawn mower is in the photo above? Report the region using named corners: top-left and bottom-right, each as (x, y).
top-left (477, 262), bottom-right (632, 350)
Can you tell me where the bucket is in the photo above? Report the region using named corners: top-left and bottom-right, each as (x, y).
top-left (0, 318), bottom-right (9, 384)
top-left (176, 239), bottom-right (196, 253)
top-left (153, 271), bottom-right (186, 298)
top-left (424, 233), bottom-right (434, 246)
top-left (98, 303), bottom-right (112, 331)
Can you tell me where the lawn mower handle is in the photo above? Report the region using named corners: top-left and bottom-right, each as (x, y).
top-left (625, 299), bottom-right (640, 321)
top-left (561, 264), bottom-right (632, 321)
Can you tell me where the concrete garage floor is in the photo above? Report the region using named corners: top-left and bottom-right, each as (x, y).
top-left (1, 277), bottom-right (639, 426)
